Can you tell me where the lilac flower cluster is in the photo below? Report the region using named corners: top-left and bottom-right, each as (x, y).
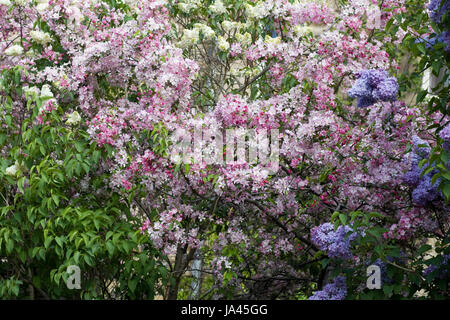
top-left (428, 0), bottom-right (450, 24)
top-left (440, 123), bottom-right (450, 141)
top-left (348, 69), bottom-right (399, 108)
top-left (402, 136), bottom-right (441, 206)
top-left (423, 254), bottom-right (450, 279)
top-left (441, 31), bottom-right (450, 51)
top-left (308, 276), bottom-right (347, 300)
top-left (416, 31), bottom-right (450, 52)
top-left (439, 123), bottom-right (450, 150)
top-left (427, 0), bottom-right (450, 50)
top-left (310, 223), bottom-right (358, 259)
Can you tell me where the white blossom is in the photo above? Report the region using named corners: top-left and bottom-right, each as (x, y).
top-left (36, 2), bottom-right (49, 11)
top-left (14, 0), bottom-right (28, 6)
top-left (178, 28), bottom-right (200, 48)
top-left (236, 32), bottom-right (252, 46)
top-left (294, 25), bottom-right (313, 36)
top-left (30, 30), bottom-right (52, 44)
top-left (178, 0), bottom-right (200, 13)
top-left (40, 84), bottom-right (53, 100)
top-left (209, 0), bottom-right (226, 14)
top-left (222, 21), bottom-right (240, 33)
top-left (245, 2), bottom-right (272, 19)
top-left (4, 45), bottom-right (23, 56)
top-left (217, 36), bottom-right (229, 51)
top-left (193, 23), bottom-right (215, 40)
top-left (5, 163), bottom-right (18, 176)
top-left (264, 35), bottom-right (281, 44)
top-left (23, 85), bottom-right (40, 97)
top-left (66, 111), bottom-right (82, 125)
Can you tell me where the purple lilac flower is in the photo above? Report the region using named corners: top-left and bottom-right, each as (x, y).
top-left (372, 77), bottom-right (399, 101)
top-left (423, 254), bottom-right (450, 279)
top-left (348, 69), bottom-right (398, 108)
top-left (423, 264), bottom-right (438, 276)
top-left (348, 75), bottom-right (372, 98)
top-left (428, 0), bottom-right (450, 24)
top-left (411, 175), bottom-right (440, 206)
top-left (441, 30), bottom-right (450, 51)
top-left (439, 123), bottom-right (450, 142)
top-left (412, 135), bottom-right (431, 158)
top-left (416, 32), bottom-right (450, 52)
top-left (402, 136), bottom-right (442, 206)
top-left (311, 223), bottom-right (358, 259)
top-left (402, 152), bottom-right (424, 186)
top-left (439, 123), bottom-right (450, 150)
top-left (444, 142), bottom-right (450, 151)
top-left (402, 136), bottom-right (430, 186)
top-left (357, 96), bottom-right (376, 108)
top-left (366, 69), bottom-right (389, 86)
top-left (308, 276), bottom-right (347, 300)
top-left (402, 165), bottom-right (422, 186)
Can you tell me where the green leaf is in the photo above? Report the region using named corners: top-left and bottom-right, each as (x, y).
top-left (106, 241), bottom-right (115, 257)
top-left (74, 141), bottom-right (84, 152)
top-left (84, 254), bottom-right (94, 267)
top-left (44, 235), bottom-right (53, 249)
top-left (52, 194), bottom-right (60, 206)
top-left (442, 182), bottom-right (450, 199)
top-left (416, 89), bottom-right (428, 104)
top-left (17, 177), bottom-right (25, 193)
top-left (55, 236), bottom-right (64, 248)
top-left (128, 278), bottom-right (138, 293)
top-left (6, 239), bottom-right (14, 254)
top-left (417, 244), bottom-right (432, 255)
top-left (18, 250), bottom-right (27, 263)
top-left (339, 213), bottom-right (347, 225)
top-left (74, 251), bottom-right (81, 264)
top-left (383, 285), bottom-right (393, 296)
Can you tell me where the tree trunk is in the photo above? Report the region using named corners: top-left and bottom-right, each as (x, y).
top-left (166, 245), bottom-right (184, 300)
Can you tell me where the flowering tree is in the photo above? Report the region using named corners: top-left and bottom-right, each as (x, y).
top-left (0, 0), bottom-right (448, 300)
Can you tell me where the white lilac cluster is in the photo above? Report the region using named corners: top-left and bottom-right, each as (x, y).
top-left (245, 1), bottom-right (273, 19)
top-left (209, 0), bottom-right (227, 14)
top-left (66, 111), bottom-right (82, 125)
top-left (14, 0), bottom-right (28, 6)
top-left (4, 44), bottom-right (23, 56)
top-left (5, 160), bottom-right (25, 177)
top-left (179, 29), bottom-right (200, 48)
top-left (236, 32), bottom-right (252, 47)
top-left (178, 0), bottom-right (201, 13)
top-left (222, 21), bottom-right (241, 33)
top-left (293, 25), bottom-right (313, 36)
top-left (5, 162), bottom-right (19, 176)
top-left (193, 23), bottom-right (215, 39)
top-left (36, 0), bottom-right (50, 12)
top-left (30, 30), bottom-right (52, 45)
top-left (23, 85), bottom-right (40, 97)
top-left (217, 36), bottom-right (230, 51)
top-left (179, 24), bottom-right (215, 48)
